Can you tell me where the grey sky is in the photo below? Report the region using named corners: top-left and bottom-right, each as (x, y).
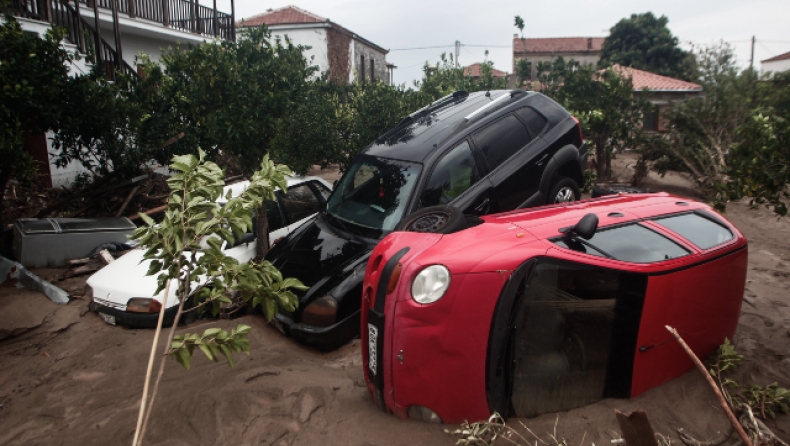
top-left (217, 1), bottom-right (790, 87)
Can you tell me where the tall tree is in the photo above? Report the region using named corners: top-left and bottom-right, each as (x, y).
top-left (599, 12), bottom-right (695, 81)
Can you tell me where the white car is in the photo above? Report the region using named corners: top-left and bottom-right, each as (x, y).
top-left (86, 176), bottom-right (332, 327)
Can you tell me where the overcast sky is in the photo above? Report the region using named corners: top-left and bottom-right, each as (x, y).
top-left (215, 0), bottom-right (789, 87)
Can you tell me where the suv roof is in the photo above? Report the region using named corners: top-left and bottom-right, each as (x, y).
top-left (362, 90), bottom-right (563, 163)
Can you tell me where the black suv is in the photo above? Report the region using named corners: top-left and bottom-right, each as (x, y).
top-left (266, 89), bottom-right (588, 350)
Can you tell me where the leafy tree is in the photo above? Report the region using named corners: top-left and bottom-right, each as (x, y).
top-left (535, 56), bottom-right (650, 180)
top-left (0, 12), bottom-right (72, 212)
top-left (641, 43), bottom-right (758, 195)
top-left (415, 53), bottom-right (508, 100)
top-left (599, 12), bottom-right (695, 81)
top-left (131, 150), bottom-right (306, 446)
top-left (272, 77), bottom-right (424, 173)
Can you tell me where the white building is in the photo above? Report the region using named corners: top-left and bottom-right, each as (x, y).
top-left (10, 0), bottom-right (237, 187)
top-left (762, 51), bottom-right (790, 74)
top-left (237, 6), bottom-right (394, 85)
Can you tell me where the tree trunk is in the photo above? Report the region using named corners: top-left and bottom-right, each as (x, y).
top-left (254, 206), bottom-right (270, 260)
top-left (0, 167), bottom-right (11, 218)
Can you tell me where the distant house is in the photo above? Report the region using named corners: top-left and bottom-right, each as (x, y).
top-left (513, 36), bottom-right (605, 81)
top-left (761, 51), bottom-right (790, 74)
top-left (237, 6), bottom-right (393, 85)
top-left (609, 65), bottom-right (702, 132)
top-left (463, 62), bottom-right (508, 80)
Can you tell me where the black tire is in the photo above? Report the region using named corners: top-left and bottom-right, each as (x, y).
top-left (547, 177), bottom-right (580, 204)
top-left (395, 205), bottom-right (467, 234)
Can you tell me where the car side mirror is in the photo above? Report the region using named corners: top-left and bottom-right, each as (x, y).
top-left (559, 213), bottom-right (598, 240)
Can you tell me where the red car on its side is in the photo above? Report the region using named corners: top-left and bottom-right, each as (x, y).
top-left (361, 193), bottom-right (747, 424)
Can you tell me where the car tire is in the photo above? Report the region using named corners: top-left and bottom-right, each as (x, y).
top-left (395, 205), bottom-right (467, 234)
top-left (547, 177), bottom-right (580, 204)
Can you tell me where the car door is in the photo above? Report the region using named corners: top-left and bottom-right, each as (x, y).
top-left (279, 181), bottom-right (325, 236)
top-left (415, 140), bottom-right (491, 214)
top-left (470, 111), bottom-right (546, 211)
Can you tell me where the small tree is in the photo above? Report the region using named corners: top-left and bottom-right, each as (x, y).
top-left (130, 151), bottom-right (306, 446)
top-left (0, 12), bottom-right (72, 211)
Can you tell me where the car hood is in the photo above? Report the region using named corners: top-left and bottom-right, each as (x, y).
top-left (86, 249), bottom-right (179, 309)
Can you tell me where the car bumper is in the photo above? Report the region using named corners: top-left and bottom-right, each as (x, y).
top-left (273, 310), bottom-right (360, 352)
top-left (88, 301), bottom-right (179, 328)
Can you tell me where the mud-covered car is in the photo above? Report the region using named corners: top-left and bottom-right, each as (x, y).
top-left (361, 193), bottom-right (748, 423)
top-left (86, 176), bottom-right (332, 328)
top-left (266, 89), bottom-right (588, 351)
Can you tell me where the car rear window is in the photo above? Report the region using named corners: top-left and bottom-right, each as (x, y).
top-left (554, 224), bottom-right (690, 263)
top-left (653, 212), bottom-right (733, 250)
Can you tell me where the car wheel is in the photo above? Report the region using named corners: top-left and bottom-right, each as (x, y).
top-left (395, 205), bottom-right (467, 234)
top-left (548, 177), bottom-right (580, 204)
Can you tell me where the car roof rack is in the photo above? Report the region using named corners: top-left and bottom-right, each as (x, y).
top-left (376, 91), bottom-right (469, 144)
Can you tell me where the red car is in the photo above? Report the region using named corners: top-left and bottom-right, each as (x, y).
top-left (361, 193), bottom-right (747, 424)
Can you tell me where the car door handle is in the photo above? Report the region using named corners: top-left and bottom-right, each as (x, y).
top-left (474, 197), bottom-right (490, 214)
top-left (535, 154), bottom-right (549, 166)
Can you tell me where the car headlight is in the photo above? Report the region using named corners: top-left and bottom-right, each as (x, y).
top-left (411, 265), bottom-right (451, 304)
top-left (301, 295), bottom-right (338, 327)
top-left (126, 298), bottom-right (162, 314)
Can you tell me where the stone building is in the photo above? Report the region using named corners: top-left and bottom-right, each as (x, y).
top-left (237, 6), bottom-right (393, 84)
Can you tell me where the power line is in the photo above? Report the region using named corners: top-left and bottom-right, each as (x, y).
top-left (390, 44), bottom-right (453, 51)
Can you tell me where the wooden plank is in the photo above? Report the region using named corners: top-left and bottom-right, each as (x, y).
top-left (98, 249), bottom-right (114, 265)
top-left (615, 410), bottom-right (658, 446)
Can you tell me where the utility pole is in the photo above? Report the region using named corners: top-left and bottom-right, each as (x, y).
top-left (750, 35), bottom-right (755, 70)
top-left (455, 40), bottom-right (461, 67)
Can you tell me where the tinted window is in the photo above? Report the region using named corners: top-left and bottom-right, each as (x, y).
top-left (472, 114), bottom-right (532, 170)
top-left (515, 107), bottom-right (548, 136)
top-left (554, 224), bottom-right (689, 263)
top-left (281, 184), bottom-right (321, 224)
top-left (654, 213), bottom-right (733, 250)
top-left (420, 141), bottom-right (480, 208)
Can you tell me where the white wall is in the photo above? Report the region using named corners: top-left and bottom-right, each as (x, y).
top-left (269, 27), bottom-right (329, 76)
top-left (762, 58), bottom-right (790, 74)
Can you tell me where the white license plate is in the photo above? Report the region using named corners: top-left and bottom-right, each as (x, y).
top-left (100, 313), bottom-right (116, 325)
top-left (368, 323), bottom-right (378, 373)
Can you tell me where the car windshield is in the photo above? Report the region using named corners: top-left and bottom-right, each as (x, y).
top-left (326, 155), bottom-right (422, 235)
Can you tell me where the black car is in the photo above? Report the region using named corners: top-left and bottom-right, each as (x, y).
top-left (266, 89), bottom-right (588, 351)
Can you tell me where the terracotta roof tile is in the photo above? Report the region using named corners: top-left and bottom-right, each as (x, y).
top-left (513, 37), bottom-right (605, 54)
top-left (238, 5), bottom-right (326, 28)
top-left (463, 63), bottom-right (507, 78)
top-left (609, 65), bottom-right (702, 92)
top-left (762, 51), bottom-right (790, 63)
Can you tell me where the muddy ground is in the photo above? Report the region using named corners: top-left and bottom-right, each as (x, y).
top-left (0, 157), bottom-right (788, 445)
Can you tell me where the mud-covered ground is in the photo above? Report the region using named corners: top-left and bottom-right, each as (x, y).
top-left (1, 158), bottom-right (788, 445)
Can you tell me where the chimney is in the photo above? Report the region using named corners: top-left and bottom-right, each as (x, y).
top-left (587, 38), bottom-right (592, 50)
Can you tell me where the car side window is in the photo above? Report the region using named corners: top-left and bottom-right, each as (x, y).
top-left (266, 198), bottom-right (285, 231)
top-left (553, 223), bottom-right (690, 263)
top-left (311, 181), bottom-right (332, 201)
top-left (281, 184), bottom-right (322, 224)
top-left (515, 107), bottom-right (548, 137)
top-left (472, 114), bottom-right (533, 170)
top-left (419, 140), bottom-right (481, 208)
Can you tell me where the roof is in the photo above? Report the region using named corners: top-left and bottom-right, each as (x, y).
top-left (762, 51), bottom-right (790, 63)
top-left (464, 63), bottom-right (508, 78)
top-left (237, 5), bottom-right (325, 27)
top-left (237, 5), bottom-right (388, 54)
top-left (513, 37), bottom-right (605, 55)
top-left (609, 65), bottom-right (702, 92)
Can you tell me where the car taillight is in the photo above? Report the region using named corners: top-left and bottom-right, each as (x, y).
top-left (127, 298), bottom-right (162, 313)
top-left (302, 295), bottom-right (338, 327)
top-left (571, 115), bottom-right (584, 142)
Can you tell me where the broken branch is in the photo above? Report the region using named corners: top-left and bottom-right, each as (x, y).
top-left (665, 325), bottom-right (753, 446)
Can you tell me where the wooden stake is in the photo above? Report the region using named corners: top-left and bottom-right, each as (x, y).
top-left (665, 326), bottom-right (753, 446)
top-left (116, 186), bottom-right (140, 217)
top-left (98, 249), bottom-right (114, 265)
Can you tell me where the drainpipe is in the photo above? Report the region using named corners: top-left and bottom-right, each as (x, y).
top-left (90, 0), bottom-right (103, 70)
top-left (230, 0), bottom-right (236, 42)
top-left (213, 0), bottom-right (218, 37)
top-left (162, 0), bottom-right (169, 27)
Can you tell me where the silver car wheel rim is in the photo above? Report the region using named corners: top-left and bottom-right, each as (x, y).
top-left (554, 187), bottom-right (574, 203)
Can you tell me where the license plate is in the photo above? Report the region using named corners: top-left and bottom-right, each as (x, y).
top-left (100, 313), bottom-right (116, 326)
top-left (368, 323), bottom-right (378, 373)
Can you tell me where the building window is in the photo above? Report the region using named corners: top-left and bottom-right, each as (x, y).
top-left (360, 55), bottom-right (365, 81)
top-left (370, 59), bottom-right (375, 81)
top-left (643, 105), bottom-right (659, 132)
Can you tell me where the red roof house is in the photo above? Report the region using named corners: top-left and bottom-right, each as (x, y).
top-left (463, 62), bottom-right (508, 79)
